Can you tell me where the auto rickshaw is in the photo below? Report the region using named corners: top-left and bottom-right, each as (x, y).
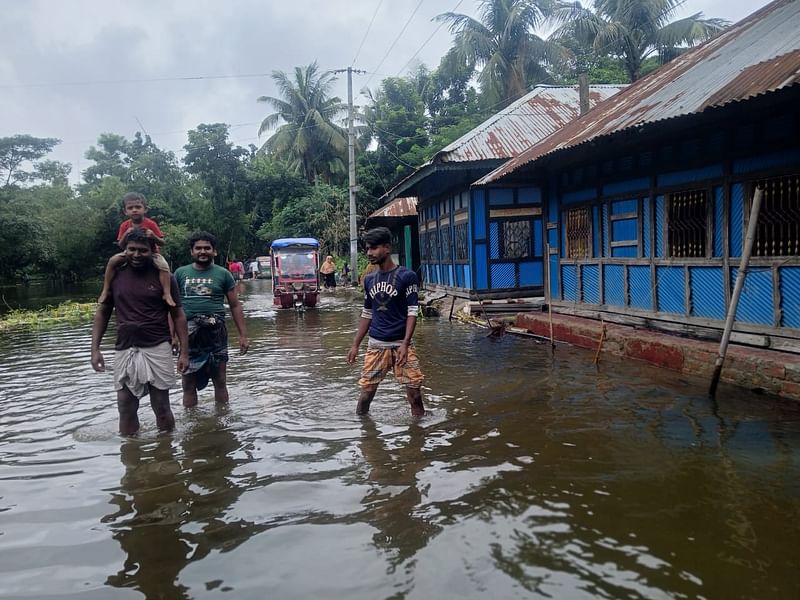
top-left (270, 238), bottom-right (320, 309)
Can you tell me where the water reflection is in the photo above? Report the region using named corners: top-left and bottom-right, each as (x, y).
top-left (105, 411), bottom-right (266, 597)
top-left (358, 419), bottom-right (441, 569)
top-left (105, 437), bottom-right (191, 599)
top-left (1, 285), bottom-right (800, 599)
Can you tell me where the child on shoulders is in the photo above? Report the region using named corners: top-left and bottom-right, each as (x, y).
top-left (97, 192), bottom-right (175, 306)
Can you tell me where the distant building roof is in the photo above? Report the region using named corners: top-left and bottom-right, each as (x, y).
top-left (383, 84), bottom-right (625, 201)
top-left (368, 196), bottom-right (417, 219)
top-left (477, 0), bottom-right (800, 185)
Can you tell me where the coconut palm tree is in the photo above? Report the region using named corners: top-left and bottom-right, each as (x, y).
top-left (436, 0), bottom-right (563, 109)
top-left (551, 0), bottom-right (729, 82)
top-left (257, 62), bottom-right (348, 184)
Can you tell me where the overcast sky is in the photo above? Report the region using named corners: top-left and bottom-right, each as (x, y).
top-left (0, 0), bottom-right (772, 183)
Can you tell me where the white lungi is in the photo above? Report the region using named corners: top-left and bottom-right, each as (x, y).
top-left (113, 341), bottom-right (174, 398)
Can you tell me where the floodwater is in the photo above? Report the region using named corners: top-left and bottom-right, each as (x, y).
top-left (1, 279), bottom-right (799, 599)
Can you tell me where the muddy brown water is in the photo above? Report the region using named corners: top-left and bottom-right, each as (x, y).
top-left (1, 279), bottom-right (799, 599)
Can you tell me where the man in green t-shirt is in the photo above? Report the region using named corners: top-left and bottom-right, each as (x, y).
top-left (175, 231), bottom-right (250, 406)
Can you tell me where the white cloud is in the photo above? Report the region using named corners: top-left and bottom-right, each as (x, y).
top-left (0, 0), bottom-right (771, 182)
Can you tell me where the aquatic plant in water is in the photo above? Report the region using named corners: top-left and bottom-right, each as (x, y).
top-left (0, 301), bottom-right (96, 332)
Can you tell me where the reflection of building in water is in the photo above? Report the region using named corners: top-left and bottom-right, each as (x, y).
top-left (359, 419), bottom-right (441, 566)
top-left (105, 438), bottom-right (192, 599)
top-left (105, 415), bottom-right (266, 597)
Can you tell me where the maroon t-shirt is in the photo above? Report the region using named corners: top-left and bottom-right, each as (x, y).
top-left (106, 265), bottom-right (181, 350)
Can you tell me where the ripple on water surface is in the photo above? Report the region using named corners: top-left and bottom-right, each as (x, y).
top-left (1, 290), bottom-right (800, 599)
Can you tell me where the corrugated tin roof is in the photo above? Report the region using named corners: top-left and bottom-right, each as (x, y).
top-left (477, 0), bottom-right (800, 185)
top-left (382, 84), bottom-right (625, 201)
top-left (435, 85), bottom-right (626, 162)
top-left (368, 196), bottom-right (417, 218)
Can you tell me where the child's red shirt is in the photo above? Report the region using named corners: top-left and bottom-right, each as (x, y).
top-left (117, 217), bottom-right (163, 253)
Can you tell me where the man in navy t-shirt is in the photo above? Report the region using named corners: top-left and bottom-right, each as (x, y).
top-left (347, 227), bottom-right (425, 417)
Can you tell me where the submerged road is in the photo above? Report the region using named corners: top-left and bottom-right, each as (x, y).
top-left (0, 279), bottom-right (799, 599)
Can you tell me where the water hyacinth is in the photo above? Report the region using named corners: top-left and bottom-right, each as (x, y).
top-left (0, 301), bottom-right (96, 332)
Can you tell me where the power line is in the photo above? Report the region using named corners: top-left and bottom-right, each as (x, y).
top-left (0, 72), bottom-right (274, 89)
top-left (363, 0), bottom-right (425, 90)
top-left (395, 0), bottom-right (464, 77)
top-left (352, 0), bottom-right (386, 67)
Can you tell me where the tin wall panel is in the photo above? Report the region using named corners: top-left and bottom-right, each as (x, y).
top-left (732, 148), bottom-right (800, 175)
top-left (548, 188), bottom-right (558, 222)
top-left (561, 217), bottom-right (567, 258)
top-left (730, 183), bottom-right (744, 257)
top-left (611, 199), bottom-right (637, 215)
top-left (473, 194), bottom-right (486, 239)
top-left (657, 266), bottom-right (685, 315)
top-left (655, 195), bottom-right (665, 257)
top-left (731, 267), bottom-right (774, 325)
top-left (612, 245), bottom-right (638, 258)
top-left (490, 222), bottom-right (500, 259)
top-left (690, 267), bottom-right (726, 319)
top-left (604, 264), bottom-right (625, 306)
top-left (491, 263), bottom-right (516, 289)
top-left (582, 264), bottom-right (600, 304)
top-left (602, 203), bottom-right (609, 257)
top-left (548, 228), bottom-right (558, 249)
top-left (550, 256), bottom-right (560, 300)
top-left (475, 244), bottom-right (488, 289)
top-left (448, 265), bottom-right (454, 287)
top-left (643, 197), bottom-right (651, 258)
top-left (780, 267), bottom-right (800, 328)
top-left (713, 186), bottom-right (724, 257)
top-left (464, 265), bottom-right (471, 289)
top-left (629, 265), bottom-right (652, 310)
top-left (519, 187), bottom-right (541, 204)
top-left (612, 218), bottom-right (637, 241)
top-left (563, 188), bottom-right (596, 205)
top-left (562, 265), bottom-right (578, 301)
top-left (603, 178), bottom-right (649, 196)
top-left (592, 205), bottom-right (601, 258)
top-left (533, 218), bottom-right (543, 257)
top-left (657, 165), bottom-right (723, 187)
top-left (490, 188), bottom-right (514, 206)
top-left (519, 261), bottom-right (543, 286)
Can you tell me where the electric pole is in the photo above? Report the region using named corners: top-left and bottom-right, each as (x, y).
top-left (334, 66), bottom-right (365, 285)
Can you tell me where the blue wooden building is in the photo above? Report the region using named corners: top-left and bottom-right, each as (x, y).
top-left (381, 84), bottom-right (624, 298)
top-left (477, 0), bottom-right (800, 350)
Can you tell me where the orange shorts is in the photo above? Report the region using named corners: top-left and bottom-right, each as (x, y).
top-left (358, 345), bottom-right (424, 389)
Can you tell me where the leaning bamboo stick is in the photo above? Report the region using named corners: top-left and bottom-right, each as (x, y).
top-left (710, 186), bottom-right (764, 396)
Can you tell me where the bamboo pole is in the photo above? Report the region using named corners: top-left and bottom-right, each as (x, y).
top-left (709, 186), bottom-right (764, 397)
top-left (544, 243), bottom-right (556, 352)
top-left (594, 319), bottom-right (606, 365)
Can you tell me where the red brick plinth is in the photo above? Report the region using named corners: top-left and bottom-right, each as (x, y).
top-left (515, 312), bottom-right (800, 401)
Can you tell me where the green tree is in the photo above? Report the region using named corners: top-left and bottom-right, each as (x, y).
top-left (552, 0), bottom-right (729, 82)
top-left (257, 62), bottom-right (348, 184)
top-left (183, 123), bottom-right (250, 259)
top-left (0, 135), bottom-right (61, 187)
top-left (436, 0), bottom-right (562, 109)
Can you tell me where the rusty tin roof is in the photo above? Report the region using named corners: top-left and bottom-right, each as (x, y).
top-left (368, 196), bottom-right (417, 218)
top-left (382, 84), bottom-right (625, 201)
top-left (435, 84), bottom-right (625, 163)
top-left (477, 0), bottom-right (800, 185)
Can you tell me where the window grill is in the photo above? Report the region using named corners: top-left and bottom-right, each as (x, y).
top-left (440, 225), bottom-right (452, 261)
top-left (501, 220), bottom-right (531, 259)
top-left (753, 174), bottom-right (800, 257)
top-left (668, 189), bottom-right (707, 257)
top-left (428, 229), bottom-right (439, 262)
top-left (454, 223), bottom-right (469, 261)
top-left (566, 207), bottom-right (590, 259)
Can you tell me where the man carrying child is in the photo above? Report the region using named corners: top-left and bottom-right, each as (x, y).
top-left (98, 192), bottom-right (175, 307)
